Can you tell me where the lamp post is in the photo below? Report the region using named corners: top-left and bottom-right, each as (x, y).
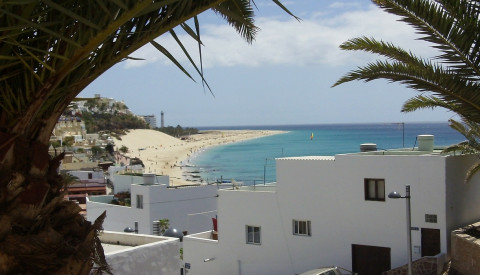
top-left (388, 185), bottom-right (412, 275)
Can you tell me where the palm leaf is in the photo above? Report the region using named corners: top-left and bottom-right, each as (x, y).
top-left (466, 160), bottom-right (480, 183)
top-left (150, 40), bottom-right (196, 81)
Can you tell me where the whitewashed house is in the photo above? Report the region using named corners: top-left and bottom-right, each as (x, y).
top-left (183, 136), bottom-right (480, 275)
top-left (87, 174), bottom-right (218, 235)
top-left (67, 169), bottom-right (104, 181)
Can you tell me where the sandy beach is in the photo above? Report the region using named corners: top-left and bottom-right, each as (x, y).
top-left (113, 129), bottom-right (286, 186)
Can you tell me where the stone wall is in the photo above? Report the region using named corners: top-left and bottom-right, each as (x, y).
top-left (451, 222), bottom-right (480, 274)
top-left (382, 254), bottom-right (445, 275)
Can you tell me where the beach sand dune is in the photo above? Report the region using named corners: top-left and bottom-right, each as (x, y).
top-left (113, 129), bottom-right (285, 186)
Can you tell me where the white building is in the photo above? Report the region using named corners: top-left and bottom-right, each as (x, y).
top-left (183, 136), bottom-right (480, 275)
top-left (87, 174), bottom-right (218, 235)
top-left (67, 169), bottom-right (104, 181)
top-left (141, 115), bottom-right (157, 128)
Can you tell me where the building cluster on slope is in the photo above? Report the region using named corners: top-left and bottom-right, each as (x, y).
top-left (51, 93), bottom-right (157, 149)
top-left (50, 94), bottom-right (160, 216)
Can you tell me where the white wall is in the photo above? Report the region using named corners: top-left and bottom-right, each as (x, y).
top-left (112, 174), bottom-right (138, 193)
top-left (215, 190), bottom-right (292, 275)
top-left (102, 232), bottom-right (181, 275)
top-left (183, 231), bottom-right (219, 275)
top-left (87, 196), bottom-right (139, 232)
top-left (87, 184), bottom-right (218, 235)
top-left (445, 154), bottom-right (480, 252)
top-left (131, 184), bottom-right (218, 234)
top-left (68, 170), bottom-right (104, 180)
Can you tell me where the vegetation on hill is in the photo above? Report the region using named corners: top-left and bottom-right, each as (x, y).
top-left (155, 125), bottom-right (199, 137)
top-left (82, 111), bottom-right (150, 133)
top-left (75, 98), bottom-right (149, 132)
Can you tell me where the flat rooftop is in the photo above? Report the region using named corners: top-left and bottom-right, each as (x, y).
top-left (102, 243), bottom-right (134, 254)
top-left (278, 146), bottom-right (454, 160)
top-left (99, 231), bottom-right (176, 255)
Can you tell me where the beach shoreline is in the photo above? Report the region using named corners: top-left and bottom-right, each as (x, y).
top-left (113, 129), bottom-right (287, 186)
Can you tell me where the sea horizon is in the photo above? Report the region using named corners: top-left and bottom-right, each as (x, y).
top-left (187, 121), bottom-right (466, 185)
top-left (195, 120), bottom-right (453, 130)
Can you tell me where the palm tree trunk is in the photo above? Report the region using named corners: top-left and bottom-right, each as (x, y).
top-left (0, 117), bottom-right (109, 274)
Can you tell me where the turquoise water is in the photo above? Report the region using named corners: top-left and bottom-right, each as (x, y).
top-left (189, 123), bottom-right (465, 184)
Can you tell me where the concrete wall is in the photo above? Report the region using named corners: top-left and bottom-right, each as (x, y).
top-left (101, 231), bottom-right (181, 275)
top-left (183, 231), bottom-right (219, 275)
top-left (87, 197), bottom-right (137, 232)
top-left (451, 223), bottom-right (480, 274)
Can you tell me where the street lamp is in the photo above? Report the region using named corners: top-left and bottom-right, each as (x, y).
top-left (388, 185), bottom-right (412, 275)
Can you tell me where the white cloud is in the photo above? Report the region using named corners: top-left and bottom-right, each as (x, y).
top-left (124, 4), bottom-right (436, 69)
top-left (328, 1), bottom-right (362, 9)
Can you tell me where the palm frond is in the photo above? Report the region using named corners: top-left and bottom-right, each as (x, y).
top-left (338, 36), bottom-right (421, 65)
top-left (213, 0), bottom-right (258, 43)
top-left (401, 95), bottom-right (457, 112)
top-left (373, 0), bottom-right (480, 77)
top-left (466, 161), bottom-right (480, 183)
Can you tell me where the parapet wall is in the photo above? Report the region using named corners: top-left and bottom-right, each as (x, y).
top-left (451, 222), bottom-right (480, 274)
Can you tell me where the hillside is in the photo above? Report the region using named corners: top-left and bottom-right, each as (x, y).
top-left (68, 97), bottom-right (149, 133)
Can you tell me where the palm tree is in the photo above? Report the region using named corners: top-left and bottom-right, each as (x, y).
top-left (333, 0), bottom-right (480, 123)
top-left (0, 0), bottom-right (295, 273)
top-left (443, 118), bottom-right (480, 182)
top-left (333, 0), bottom-right (480, 180)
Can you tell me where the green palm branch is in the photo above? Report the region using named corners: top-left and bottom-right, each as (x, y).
top-left (333, 0), bottom-right (480, 183)
top-left (442, 118), bottom-right (480, 182)
top-left (0, 1), bottom-right (295, 273)
top-left (333, 0), bottom-right (480, 123)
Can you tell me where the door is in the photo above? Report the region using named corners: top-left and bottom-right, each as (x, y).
top-left (421, 228), bottom-right (440, 257)
top-left (352, 244), bottom-right (391, 275)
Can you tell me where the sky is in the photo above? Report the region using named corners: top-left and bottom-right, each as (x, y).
top-left (80, 0), bottom-right (459, 128)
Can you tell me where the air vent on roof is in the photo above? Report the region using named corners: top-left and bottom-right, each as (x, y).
top-left (143, 173), bottom-right (156, 185)
top-left (417, 135), bottom-right (434, 151)
top-left (360, 143), bottom-right (377, 152)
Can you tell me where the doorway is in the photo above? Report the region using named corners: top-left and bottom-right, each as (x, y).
top-left (352, 244), bottom-right (391, 275)
top-left (421, 228), bottom-right (440, 257)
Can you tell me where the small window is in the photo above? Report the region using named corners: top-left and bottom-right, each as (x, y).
top-left (246, 225), bottom-right (261, 244)
top-left (88, 173), bottom-right (93, 179)
top-left (425, 214), bottom-right (437, 223)
top-left (293, 220), bottom-right (311, 236)
top-left (364, 179), bottom-right (385, 201)
top-left (136, 194), bottom-right (143, 209)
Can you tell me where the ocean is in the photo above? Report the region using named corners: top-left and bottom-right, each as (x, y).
top-left (188, 122), bottom-right (465, 185)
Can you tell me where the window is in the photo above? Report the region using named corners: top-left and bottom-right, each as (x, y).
top-left (425, 214), bottom-right (437, 223)
top-left (364, 179), bottom-right (385, 201)
top-left (293, 220), bottom-right (311, 236)
top-left (88, 173), bottom-right (93, 179)
top-left (246, 225), bottom-right (261, 244)
top-left (136, 194), bottom-right (143, 209)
